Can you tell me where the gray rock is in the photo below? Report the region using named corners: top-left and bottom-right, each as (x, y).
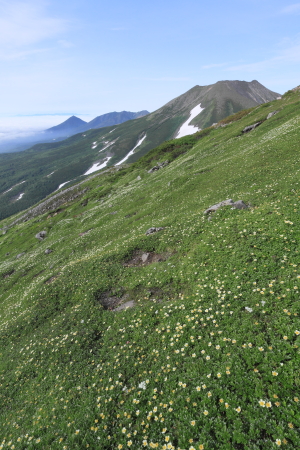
top-left (45, 249), bottom-right (53, 254)
top-left (204, 199), bottom-right (234, 215)
top-left (16, 252), bottom-right (25, 259)
top-left (141, 253), bottom-right (150, 263)
top-left (137, 175), bottom-right (141, 181)
top-left (35, 231), bottom-right (47, 240)
top-left (242, 121), bottom-right (262, 133)
top-left (204, 199), bottom-right (248, 215)
top-left (113, 300), bottom-right (135, 312)
top-left (148, 160), bottom-right (169, 173)
top-left (145, 227), bottom-right (165, 235)
top-left (267, 111), bottom-right (279, 119)
top-left (232, 200), bottom-right (248, 210)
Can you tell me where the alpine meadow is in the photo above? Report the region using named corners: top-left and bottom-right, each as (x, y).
top-left (0, 86), bottom-right (300, 450)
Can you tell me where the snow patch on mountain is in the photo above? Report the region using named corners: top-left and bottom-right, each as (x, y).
top-left (84, 157), bottom-right (112, 175)
top-left (58, 181), bottom-right (70, 190)
top-left (99, 141), bottom-right (115, 153)
top-left (16, 193), bottom-right (24, 201)
top-left (176, 104), bottom-right (204, 138)
top-left (115, 135), bottom-right (147, 166)
top-left (3, 181), bottom-right (26, 194)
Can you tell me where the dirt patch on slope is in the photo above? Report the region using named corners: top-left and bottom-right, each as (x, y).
top-left (124, 250), bottom-right (172, 267)
top-left (94, 290), bottom-right (129, 310)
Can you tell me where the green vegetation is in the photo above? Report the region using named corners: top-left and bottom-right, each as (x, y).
top-left (0, 90), bottom-right (300, 449)
top-left (0, 81), bottom-right (279, 221)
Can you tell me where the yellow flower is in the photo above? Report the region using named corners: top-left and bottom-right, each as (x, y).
top-left (283, 336), bottom-right (288, 340)
top-left (288, 423), bottom-right (293, 429)
top-left (198, 445), bottom-right (204, 450)
top-left (272, 371), bottom-right (278, 376)
top-left (217, 373), bottom-right (221, 378)
top-left (191, 420), bottom-right (196, 426)
top-left (196, 386), bottom-right (201, 391)
top-left (219, 398), bottom-right (224, 403)
top-left (127, 441), bottom-right (132, 447)
top-left (235, 407), bottom-right (241, 413)
top-left (203, 410), bottom-right (209, 415)
top-left (275, 439), bottom-right (281, 446)
top-left (118, 445), bottom-right (123, 449)
top-left (266, 402), bottom-right (272, 408)
top-left (294, 397), bottom-right (299, 402)
top-left (225, 403), bottom-right (229, 409)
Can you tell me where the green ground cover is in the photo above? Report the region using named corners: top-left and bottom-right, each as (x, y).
top-left (0, 90), bottom-right (299, 449)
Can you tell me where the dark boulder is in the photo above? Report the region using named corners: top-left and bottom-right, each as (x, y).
top-left (148, 160), bottom-right (169, 173)
top-left (145, 227), bottom-right (165, 235)
top-left (242, 122), bottom-right (262, 133)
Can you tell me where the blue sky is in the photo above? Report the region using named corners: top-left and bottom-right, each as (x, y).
top-left (0, 0), bottom-right (299, 130)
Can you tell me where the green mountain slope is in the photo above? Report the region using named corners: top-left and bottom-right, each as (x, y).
top-left (0, 88), bottom-right (299, 449)
top-left (0, 80), bottom-right (279, 221)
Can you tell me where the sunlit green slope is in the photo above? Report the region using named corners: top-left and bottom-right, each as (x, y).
top-left (0, 80), bottom-right (279, 221)
top-left (0, 88), bottom-right (299, 450)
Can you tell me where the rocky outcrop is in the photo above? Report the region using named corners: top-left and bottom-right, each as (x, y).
top-left (145, 227), bottom-right (165, 235)
top-left (35, 231), bottom-right (47, 241)
top-left (267, 111), bottom-right (279, 119)
top-left (148, 161), bottom-right (169, 173)
top-left (242, 122), bottom-right (262, 133)
top-left (204, 199), bottom-right (248, 215)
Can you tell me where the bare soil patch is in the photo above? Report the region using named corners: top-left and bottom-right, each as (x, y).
top-left (124, 250), bottom-right (172, 267)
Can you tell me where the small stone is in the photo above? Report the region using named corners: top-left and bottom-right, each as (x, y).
top-left (16, 252), bottom-right (25, 259)
top-left (45, 249), bottom-right (53, 254)
top-left (141, 253), bottom-right (150, 263)
top-left (35, 231), bottom-right (47, 240)
top-left (137, 175), bottom-right (141, 180)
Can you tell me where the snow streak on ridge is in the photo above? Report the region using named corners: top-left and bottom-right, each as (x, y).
top-left (176, 104), bottom-right (204, 138)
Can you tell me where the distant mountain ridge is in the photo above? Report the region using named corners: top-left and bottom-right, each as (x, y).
top-left (0, 79), bottom-right (281, 219)
top-left (45, 110), bottom-right (150, 138)
top-left (45, 116), bottom-right (87, 135)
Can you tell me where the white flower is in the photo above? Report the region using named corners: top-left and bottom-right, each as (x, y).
top-left (138, 381), bottom-right (147, 390)
top-left (245, 307), bottom-right (253, 313)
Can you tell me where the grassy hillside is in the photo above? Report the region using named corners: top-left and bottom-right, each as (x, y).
top-left (0, 81), bottom-right (279, 221)
top-left (0, 89), bottom-right (299, 449)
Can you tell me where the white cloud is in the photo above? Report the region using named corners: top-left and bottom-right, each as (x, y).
top-left (281, 3), bottom-right (300, 14)
top-left (0, 0), bottom-right (68, 58)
